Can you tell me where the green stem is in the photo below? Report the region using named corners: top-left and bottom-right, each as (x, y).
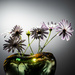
top-left (19, 34), bottom-right (22, 40)
top-left (44, 29), bottom-right (51, 46)
top-left (21, 50), bottom-right (24, 57)
top-left (28, 36), bottom-right (34, 54)
top-left (24, 39), bottom-right (35, 54)
top-left (38, 37), bottom-right (40, 53)
top-left (17, 50), bottom-right (20, 56)
top-left (41, 32), bottom-right (59, 52)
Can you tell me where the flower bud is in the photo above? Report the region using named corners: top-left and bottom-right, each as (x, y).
top-left (26, 30), bottom-right (31, 36)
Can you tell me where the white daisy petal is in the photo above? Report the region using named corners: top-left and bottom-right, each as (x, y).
top-left (68, 23), bottom-right (71, 28)
top-left (58, 32), bottom-right (62, 36)
top-left (67, 32), bottom-right (73, 36)
top-left (41, 22), bottom-right (48, 30)
top-left (61, 34), bottom-right (65, 40)
top-left (56, 19), bottom-right (74, 41)
top-left (65, 34), bottom-right (70, 41)
top-left (67, 28), bottom-right (74, 32)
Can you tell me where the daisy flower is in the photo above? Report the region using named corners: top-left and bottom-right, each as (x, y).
top-left (3, 37), bottom-right (26, 53)
top-left (31, 24), bottom-right (48, 39)
top-left (11, 25), bottom-right (23, 38)
top-left (47, 21), bottom-right (57, 30)
top-left (56, 19), bottom-right (74, 41)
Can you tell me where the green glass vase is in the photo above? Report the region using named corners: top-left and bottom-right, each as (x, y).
top-left (4, 52), bottom-right (56, 75)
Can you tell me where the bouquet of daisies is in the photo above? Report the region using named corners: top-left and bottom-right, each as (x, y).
top-left (3, 19), bottom-right (74, 55)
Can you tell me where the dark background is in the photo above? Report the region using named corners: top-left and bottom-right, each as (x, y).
top-left (0, 0), bottom-right (75, 75)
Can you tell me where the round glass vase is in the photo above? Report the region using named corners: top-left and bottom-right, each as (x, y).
top-left (3, 52), bottom-right (56, 75)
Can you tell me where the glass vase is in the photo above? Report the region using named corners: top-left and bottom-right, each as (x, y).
top-left (4, 52), bottom-right (56, 75)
